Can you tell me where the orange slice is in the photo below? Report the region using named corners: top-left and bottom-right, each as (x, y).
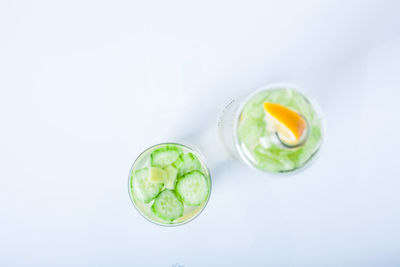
top-left (263, 102), bottom-right (307, 146)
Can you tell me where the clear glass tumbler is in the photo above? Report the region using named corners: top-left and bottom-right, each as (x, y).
top-left (218, 83), bottom-right (325, 174)
top-left (128, 143), bottom-right (211, 226)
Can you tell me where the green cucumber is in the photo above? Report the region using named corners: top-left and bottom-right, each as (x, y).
top-left (132, 168), bottom-right (163, 203)
top-left (172, 153), bottom-right (201, 177)
top-left (151, 189), bottom-right (184, 222)
top-left (150, 145), bottom-right (183, 168)
top-left (176, 170), bottom-right (209, 206)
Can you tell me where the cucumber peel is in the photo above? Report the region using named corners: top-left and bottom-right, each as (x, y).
top-left (173, 153), bottom-right (201, 177)
top-left (176, 170), bottom-right (209, 206)
top-left (150, 145), bottom-right (183, 168)
top-left (132, 168), bottom-right (163, 204)
top-left (151, 189), bottom-right (184, 222)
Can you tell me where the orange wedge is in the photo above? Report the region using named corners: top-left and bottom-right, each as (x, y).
top-left (263, 102), bottom-right (307, 146)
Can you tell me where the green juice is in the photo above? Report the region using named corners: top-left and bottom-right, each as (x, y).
top-left (236, 87), bottom-right (324, 173)
top-left (129, 143), bottom-right (211, 226)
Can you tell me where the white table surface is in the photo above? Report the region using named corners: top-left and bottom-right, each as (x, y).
top-left (1, 1), bottom-right (400, 266)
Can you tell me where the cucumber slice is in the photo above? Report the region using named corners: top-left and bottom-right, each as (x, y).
top-left (149, 167), bottom-right (166, 183)
top-left (176, 170), bottom-right (209, 206)
top-left (164, 165), bottom-right (178, 189)
top-left (151, 189), bottom-right (184, 222)
top-left (150, 145), bottom-right (183, 168)
top-left (132, 168), bottom-right (163, 203)
top-left (172, 153), bottom-right (201, 177)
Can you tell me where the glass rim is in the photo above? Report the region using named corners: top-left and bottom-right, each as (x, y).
top-left (127, 142), bottom-right (212, 227)
top-left (232, 82), bottom-right (327, 176)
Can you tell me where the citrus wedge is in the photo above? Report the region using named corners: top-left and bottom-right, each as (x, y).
top-left (263, 102), bottom-right (307, 146)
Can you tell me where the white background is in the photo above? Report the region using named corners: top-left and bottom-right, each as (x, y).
top-left (1, 0), bottom-right (400, 266)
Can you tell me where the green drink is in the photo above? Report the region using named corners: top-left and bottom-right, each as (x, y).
top-left (219, 84), bottom-right (324, 173)
top-left (128, 143), bottom-right (211, 226)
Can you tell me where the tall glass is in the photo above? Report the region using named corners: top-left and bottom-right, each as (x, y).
top-left (218, 83), bottom-right (325, 174)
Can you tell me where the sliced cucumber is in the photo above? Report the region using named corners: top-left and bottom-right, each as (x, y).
top-left (150, 145), bottom-right (183, 168)
top-left (164, 165), bottom-right (178, 189)
top-left (151, 189), bottom-right (184, 222)
top-left (172, 153), bottom-right (201, 177)
top-left (149, 167), bottom-right (166, 183)
top-left (176, 170), bottom-right (209, 206)
top-left (132, 168), bottom-right (163, 204)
